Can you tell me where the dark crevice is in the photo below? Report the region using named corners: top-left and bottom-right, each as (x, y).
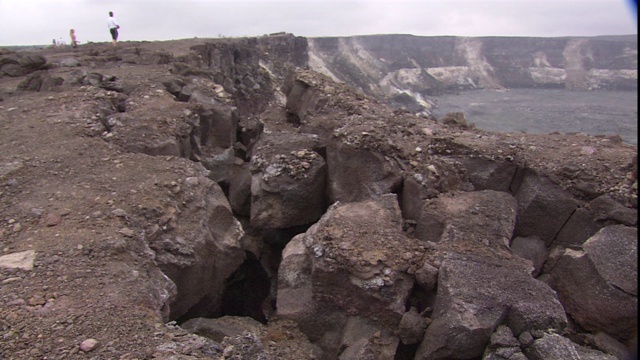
top-left (262, 223), bottom-right (313, 250)
top-left (394, 342), bottom-right (419, 360)
top-left (218, 251), bottom-right (272, 324)
top-left (508, 165), bottom-right (526, 195)
top-left (405, 282), bottom-right (436, 314)
top-left (550, 207), bottom-right (578, 247)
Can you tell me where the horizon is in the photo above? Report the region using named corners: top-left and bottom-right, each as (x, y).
top-left (2, 32), bottom-right (637, 49)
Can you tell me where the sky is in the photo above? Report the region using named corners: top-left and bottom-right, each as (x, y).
top-left (0, 0), bottom-right (637, 46)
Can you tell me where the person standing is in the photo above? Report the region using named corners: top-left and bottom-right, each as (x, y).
top-left (70, 29), bottom-right (78, 48)
top-left (107, 11), bottom-right (120, 46)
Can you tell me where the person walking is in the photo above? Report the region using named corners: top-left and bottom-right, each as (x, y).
top-left (107, 11), bottom-right (120, 46)
top-left (70, 29), bottom-right (78, 48)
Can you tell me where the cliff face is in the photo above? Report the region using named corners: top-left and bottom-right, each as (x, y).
top-left (308, 35), bottom-right (637, 111)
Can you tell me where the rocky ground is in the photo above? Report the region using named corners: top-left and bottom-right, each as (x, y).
top-left (0, 37), bottom-right (637, 360)
top-left (0, 39), bottom-right (318, 359)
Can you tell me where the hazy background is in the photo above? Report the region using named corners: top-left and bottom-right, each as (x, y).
top-left (0, 0), bottom-right (637, 46)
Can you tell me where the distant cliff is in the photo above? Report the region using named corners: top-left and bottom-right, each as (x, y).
top-left (308, 35), bottom-right (638, 112)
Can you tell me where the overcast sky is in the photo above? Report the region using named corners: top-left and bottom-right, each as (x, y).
top-left (0, 0), bottom-right (637, 46)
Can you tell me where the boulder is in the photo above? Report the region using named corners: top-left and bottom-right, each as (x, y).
top-left (226, 163), bottom-right (252, 216)
top-left (514, 170), bottom-right (582, 246)
top-left (584, 225), bottom-right (638, 296)
top-left (200, 147), bottom-right (239, 183)
top-left (0, 250), bottom-right (36, 270)
top-left (440, 112), bottom-right (474, 129)
top-left (249, 132), bottom-right (326, 229)
top-left (482, 325), bottom-right (526, 360)
top-left (0, 53), bottom-right (46, 77)
top-left (338, 317), bottom-right (399, 360)
top-left (285, 79), bottom-right (321, 124)
top-left (147, 174), bottom-right (245, 320)
top-left (523, 333), bottom-right (580, 360)
top-left (415, 190), bottom-right (517, 250)
top-left (398, 307), bottom-right (428, 345)
top-left (401, 174), bottom-right (437, 221)
top-left (401, 158), bottom-right (471, 221)
top-left (551, 225), bottom-right (638, 341)
top-left (16, 70), bottom-right (63, 92)
top-left (555, 194), bottom-right (638, 248)
top-left (191, 96), bottom-right (238, 151)
top-left (510, 235), bottom-right (548, 277)
top-left (415, 254), bottom-right (567, 360)
top-left (326, 142), bottom-right (402, 203)
top-left (583, 332), bottom-right (633, 360)
top-left (161, 77), bottom-right (184, 97)
top-left (277, 195), bottom-right (422, 354)
top-left (454, 157), bottom-right (518, 193)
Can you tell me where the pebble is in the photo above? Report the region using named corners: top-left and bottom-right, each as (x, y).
top-left (44, 213), bottom-right (61, 227)
top-left (118, 228), bottom-right (135, 237)
top-left (112, 208), bottom-right (127, 217)
top-left (31, 208), bottom-right (44, 217)
top-left (80, 338), bottom-right (101, 352)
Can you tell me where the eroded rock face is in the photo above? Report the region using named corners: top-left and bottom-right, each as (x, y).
top-left (551, 225), bottom-right (638, 341)
top-left (308, 35), bottom-right (637, 108)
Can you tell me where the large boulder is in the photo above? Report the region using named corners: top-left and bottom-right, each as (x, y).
top-left (249, 132), bottom-right (327, 229)
top-left (510, 235), bottom-right (548, 277)
top-left (454, 156), bottom-right (518, 193)
top-left (414, 190), bottom-right (517, 250)
top-left (190, 97), bottom-right (239, 151)
top-left (514, 170), bottom-right (582, 246)
top-left (554, 194), bottom-right (637, 248)
top-left (146, 174), bottom-right (245, 320)
top-left (550, 225), bottom-right (638, 341)
top-left (285, 78), bottom-right (322, 125)
top-left (415, 254), bottom-right (568, 360)
top-left (326, 142), bottom-right (402, 203)
top-left (0, 53), bottom-right (47, 77)
top-left (277, 195), bottom-right (423, 355)
top-left (523, 333), bottom-right (581, 360)
top-left (401, 158), bottom-right (471, 221)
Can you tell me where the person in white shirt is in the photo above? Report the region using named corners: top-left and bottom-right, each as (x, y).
top-left (107, 11), bottom-right (120, 46)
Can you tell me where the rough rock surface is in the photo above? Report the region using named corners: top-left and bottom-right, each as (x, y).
top-left (0, 35), bottom-right (637, 360)
top-left (550, 225), bottom-right (638, 341)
